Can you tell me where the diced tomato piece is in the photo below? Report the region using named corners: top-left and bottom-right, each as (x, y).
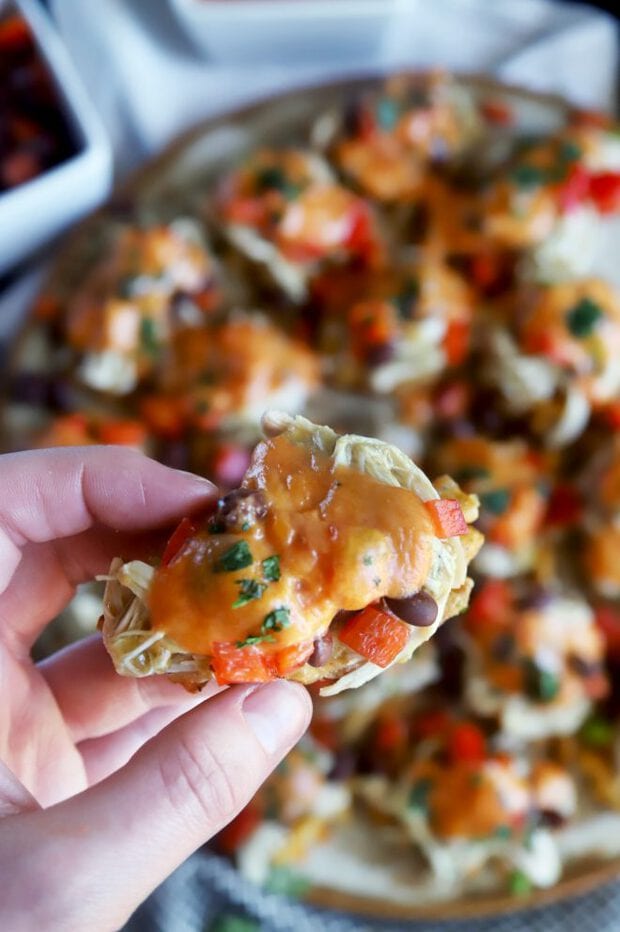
top-left (309, 716), bottom-right (340, 751)
top-left (97, 419), bottom-right (148, 447)
top-left (424, 499), bottom-right (468, 537)
top-left (557, 163), bottom-right (590, 213)
top-left (448, 722), bottom-right (486, 764)
top-left (211, 443), bottom-right (251, 490)
top-left (211, 642), bottom-right (276, 685)
top-left (161, 517), bottom-right (197, 567)
top-left (274, 640), bottom-right (314, 675)
top-left (375, 714), bottom-right (409, 753)
top-left (215, 802), bottom-right (262, 855)
top-left (471, 253), bottom-right (500, 291)
top-left (0, 15), bottom-right (31, 53)
top-left (583, 671), bottom-right (609, 701)
top-left (414, 709), bottom-right (451, 739)
top-left (589, 172), bottom-right (620, 215)
top-left (545, 484), bottom-right (582, 527)
top-left (480, 99), bottom-right (513, 126)
top-left (595, 605), bottom-right (620, 657)
top-left (467, 580), bottom-right (512, 629)
top-left (224, 197), bottom-right (269, 227)
top-left (604, 401), bottom-right (620, 430)
top-left (338, 604), bottom-right (410, 668)
top-left (33, 294), bottom-right (62, 321)
top-left (345, 203), bottom-right (375, 262)
top-left (571, 109), bottom-right (611, 129)
top-left (140, 396), bottom-right (186, 439)
top-left (443, 320), bottom-right (470, 367)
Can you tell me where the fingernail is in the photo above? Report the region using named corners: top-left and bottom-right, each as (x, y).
top-left (243, 681), bottom-right (311, 756)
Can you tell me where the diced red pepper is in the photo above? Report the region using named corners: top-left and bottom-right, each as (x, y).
top-left (140, 396), bottom-right (186, 440)
top-left (215, 802), bottom-right (262, 855)
top-left (604, 401), bottom-right (620, 430)
top-left (443, 320), bottom-right (470, 367)
top-left (345, 202), bottom-right (375, 262)
top-left (338, 603), bottom-right (410, 668)
top-left (480, 99), bottom-right (513, 126)
top-left (309, 716), bottom-right (340, 751)
top-left (448, 722), bottom-right (486, 763)
top-left (557, 163), bottom-right (590, 213)
top-left (211, 642), bottom-right (276, 685)
top-left (161, 517), bottom-right (197, 567)
top-left (211, 443), bottom-right (252, 490)
top-left (375, 714), bottom-right (409, 754)
top-left (424, 499), bottom-right (468, 537)
top-left (273, 640), bottom-right (314, 675)
top-left (97, 419), bottom-right (148, 447)
top-left (467, 580), bottom-right (512, 629)
top-left (571, 109), bottom-right (611, 129)
top-left (224, 197), bottom-right (269, 228)
top-left (415, 709), bottom-right (451, 739)
top-left (545, 483), bottom-right (582, 527)
top-left (470, 253), bottom-right (500, 291)
top-left (0, 15), bottom-right (31, 53)
top-left (589, 172), bottom-right (620, 215)
top-left (594, 605), bottom-right (620, 657)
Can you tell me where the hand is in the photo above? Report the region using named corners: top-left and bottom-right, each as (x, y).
top-left (0, 447), bottom-right (311, 931)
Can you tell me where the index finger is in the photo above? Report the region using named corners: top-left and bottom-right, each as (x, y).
top-left (0, 446), bottom-right (217, 598)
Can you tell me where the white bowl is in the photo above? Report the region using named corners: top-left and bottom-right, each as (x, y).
top-left (168, 0), bottom-right (402, 65)
top-left (0, 0), bottom-right (112, 276)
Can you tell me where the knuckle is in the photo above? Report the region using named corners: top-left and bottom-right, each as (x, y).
top-left (157, 734), bottom-right (240, 827)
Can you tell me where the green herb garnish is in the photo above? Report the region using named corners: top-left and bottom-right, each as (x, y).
top-left (579, 714), bottom-right (614, 748)
top-left (408, 778), bottom-right (432, 814)
top-left (559, 140), bottom-right (582, 163)
top-left (262, 554), bottom-right (281, 582)
top-left (494, 824), bottom-right (513, 840)
top-left (392, 277), bottom-right (420, 320)
top-left (508, 869), bottom-right (532, 896)
top-left (511, 164), bottom-right (548, 187)
top-left (262, 606), bottom-right (291, 633)
top-left (480, 488), bottom-right (511, 515)
top-left (236, 634), bottom-right (275, 648)
top-left (208, 520), bottom-right (225, 534)
top-left (523, 658), bottom-right (560, 703)
top-left (215, 540), bottom-right (253, 573)
top-left (264, 866), bottom-right (310, 898)
top-left (256, 166), bottom-right (302, 200)
top-left (232, 579), bottom-right (267, 609)
top-left (139, 317), bottom-right (159, 357)
top-left (376, 97), bottom-right (400, 130)
top-left (455, 465), bottom-right (491, 484)
top-left (566, 297), bottom-right (603, 338)
top-left (363, 554), bottom-right (374, 566)
top-left (209, 913), bottom-right (261, 932)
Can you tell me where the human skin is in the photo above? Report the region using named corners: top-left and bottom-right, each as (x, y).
top-left (0, 446), bottom-right (312, 931)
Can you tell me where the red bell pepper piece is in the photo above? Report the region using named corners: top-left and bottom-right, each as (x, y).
top-left (589, 172), bottom-right (620, 214)
top-left (545, 484), bottom-right (582, 527)
top-left (604, 401), bottom-right (620, 430)
top-left (140, 396), bottom-right (186, 440)
top-left (443, 320), bottom-right (470, 367)
top-left (480, 99), bottom-right (513, 126)
top-left (161, 517), bottom-right (197, 567)
top-left (211, 642), bottom-right (276, 685)
top-left (216, 802), bottom-right (262, 855)
top-left (375, 714), bottom-right (409, 754)
top-left (273, 640), bottom-right (314, 675)
top-left (594, 605), bottom-right (620, 657)
top-left (338, 603), bottom-right (410, 668)
top-left (467, 580), bottom-right (512, 629)
top-left (415, 709), bottom-right (451, 739)
top-left (97, 419), bottom-right (148, 447)
top-left (448, 722), bottom-right (486, 764)
top-left (557, 163), bottom-right (590, 213)
top-left (424, 499), bottom-right (468, 537)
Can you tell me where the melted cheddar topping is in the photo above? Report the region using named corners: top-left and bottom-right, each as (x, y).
top-left (148, 435), bottom-right (434, 655)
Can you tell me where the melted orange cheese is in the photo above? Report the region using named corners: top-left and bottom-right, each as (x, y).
top-left (148, 435), bottom-right (434, 655)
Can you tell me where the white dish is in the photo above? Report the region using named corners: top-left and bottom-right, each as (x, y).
top-left (168, 0), bottom-right (402, 64)
top-left (0, 0), bottom-right (111, 276)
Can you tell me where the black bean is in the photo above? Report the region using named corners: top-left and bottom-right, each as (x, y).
top-left (308, 633), bottom-right (334, 668)
top-left (539, 809), bottom-right (565, 830)
top-left (568, 655), bottom-right (603, 678)
top-left (385, 591), bottom-right (438, 627)
top-left (365, 343), bottom-right (394, 367)
top-left (217, 488), bottom-right (268, 531)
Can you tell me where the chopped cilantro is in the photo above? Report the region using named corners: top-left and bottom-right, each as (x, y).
top-left (117, 275), bottom-right (136, 299)
top-left (559, 140), bottom-right (582, 162)
top-left (241, 521), bottom-right (251, 532)
top-left (264, 866), bottom-right (310, 898)
top-left (522, 658), bottom-right (560, 703)
top-left (376, 97), bottom-right (400, 130)
top-left (262, 554), bottom-right (281, 582)
top-left (455, 465), bottom-right (491, 483)
top-left (232, 578), bottom-right (267, 609)
top-left (139, 318), bottom-right (159, 357)
top-left (580, 714), bottom-right (614, 748)
top-left (408, 778), bottom-right (432, 814)
top-left (393, 277), bottom-right (420, 320)
top-left (208, 520), bottom-right (225, 534)
top-left (494, 824), bottom-right (513, 840)
top-left (566, 297), bottom-right (603, 337)
top-left (215, 540), bottom-right (253, 572)
top-left (508, 869), bottom-right (532, 896)
top-left (209, 914), bottom-right (260, 932)
top-left (480, 488), bottom-right (511, 515)
top-left (510, 164), bottom-right (548, 188)
top-left (256, 166), bottom-right (301, 200)
top-left (236, 633), bottom-right (275, 648)
top-left (262, 606), bottom-right (291, 632)
top-left (363, 554), bottom-right (374, 566)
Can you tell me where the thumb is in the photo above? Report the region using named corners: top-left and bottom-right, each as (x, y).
top-left (0, 681), bottom-right (311, 932)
